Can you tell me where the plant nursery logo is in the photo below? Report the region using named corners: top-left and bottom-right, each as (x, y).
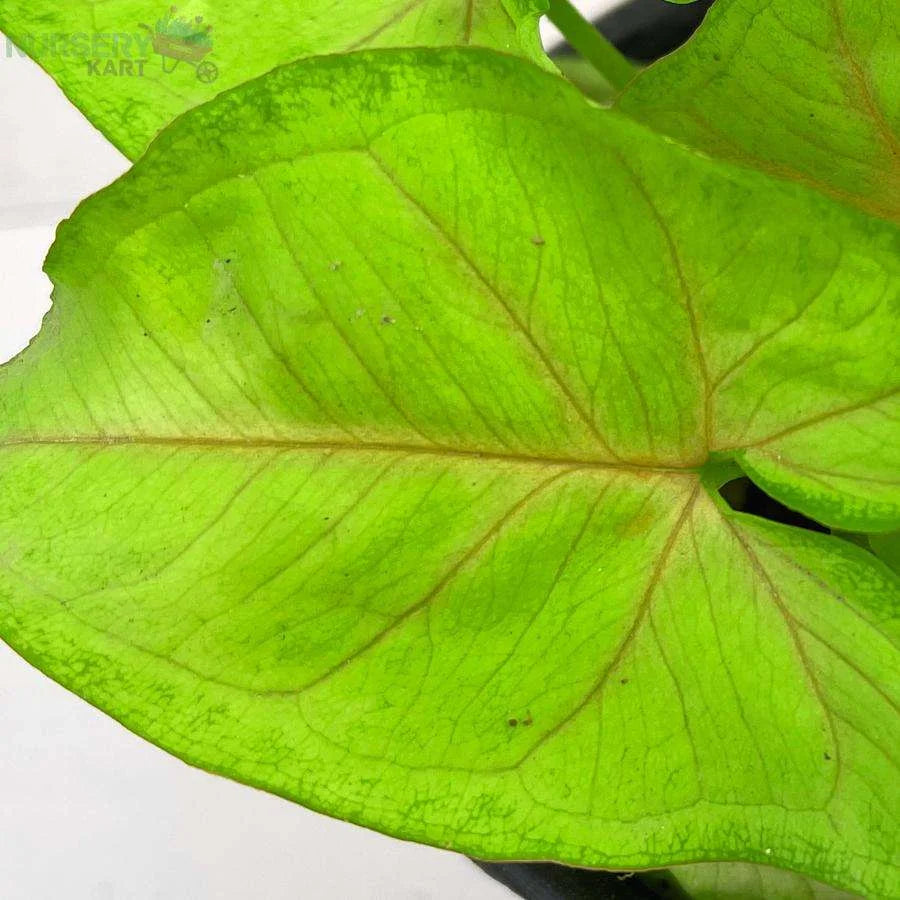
top-left (143, 6), bottom-right (218, 83)
top-left (3, 6), bottom-right (218, 83)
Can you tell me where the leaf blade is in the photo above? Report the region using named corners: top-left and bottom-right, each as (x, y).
top-left (1, 44), bottom-right (898, 897)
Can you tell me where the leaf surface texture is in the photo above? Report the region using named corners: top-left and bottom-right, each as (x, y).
top-left (0, 11), bottom-right (898, 899)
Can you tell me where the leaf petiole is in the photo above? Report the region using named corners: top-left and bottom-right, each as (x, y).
top-left (545, 0), bottom-right (638, 92)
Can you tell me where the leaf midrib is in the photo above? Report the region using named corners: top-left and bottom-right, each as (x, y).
top-left (0, 435), bottom-right (703, 474)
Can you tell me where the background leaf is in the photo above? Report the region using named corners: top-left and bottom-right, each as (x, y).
top-left (1, 46), bottom-right (898, 896)
top-left (870, 531), bottom-right (900, 574)
top-left (0, 0), bottom-right (549, 160)
top-left (671, 861), bottom-right (858, 899)
top-left (618, 0), bottom-right (900, 223)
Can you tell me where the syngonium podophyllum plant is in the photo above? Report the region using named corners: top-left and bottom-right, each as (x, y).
top-left (0, 0), bottom-right (898, 896)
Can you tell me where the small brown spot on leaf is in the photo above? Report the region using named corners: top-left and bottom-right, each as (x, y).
top-left (620, 678), bottom-right (629, 685)
top-left (381, 315), bottom-right (396, 326)
top-left (531, 235), bottom-right (545, 246)
top-left (508, 718), bottom-right (518, 727)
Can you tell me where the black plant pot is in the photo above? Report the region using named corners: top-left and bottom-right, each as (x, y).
top-left (477, 7), bottom-right (716, 899)
top-left (474, 860), bottom-right (689, 899)
top-left (592, 0), bottom-right (714, 63)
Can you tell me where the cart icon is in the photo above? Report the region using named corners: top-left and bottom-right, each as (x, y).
top-left (141, 7), bottom-right (218, 83)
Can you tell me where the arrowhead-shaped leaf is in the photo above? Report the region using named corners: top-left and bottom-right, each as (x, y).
top-left (0, 0), bottom-right (548, 160)
top-left (1, 9), bottom-right (898, 900)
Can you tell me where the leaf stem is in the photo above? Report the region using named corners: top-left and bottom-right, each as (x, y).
top-left (545, 0), bottom-right (637, 92)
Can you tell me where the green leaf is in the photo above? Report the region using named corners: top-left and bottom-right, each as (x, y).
top-left (671, 861), bottom-right (859, 899)
top-left (0, 0), bottom-right (548, 160)
top-left (1, 47), bottom-right (898, 895)
top-left (870, 531), bottom-right (900, 575)
top-left (618, 0), bottom-right (900, 224)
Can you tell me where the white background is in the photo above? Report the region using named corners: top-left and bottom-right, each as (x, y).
top-left (0, 3), bottom-right (623, 898)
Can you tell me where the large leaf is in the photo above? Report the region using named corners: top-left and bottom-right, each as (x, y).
top-left (0, 0), bottom-right (547, 160)
top-left (1, 48), bottom-right (898, 895)
top-left (618, 0), bottom-right (900, 223)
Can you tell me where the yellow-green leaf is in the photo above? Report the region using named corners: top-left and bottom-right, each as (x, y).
top-left (2, 47), bottom-right (898, 895)
top-left (2, 0), bottom-right (900, 893)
